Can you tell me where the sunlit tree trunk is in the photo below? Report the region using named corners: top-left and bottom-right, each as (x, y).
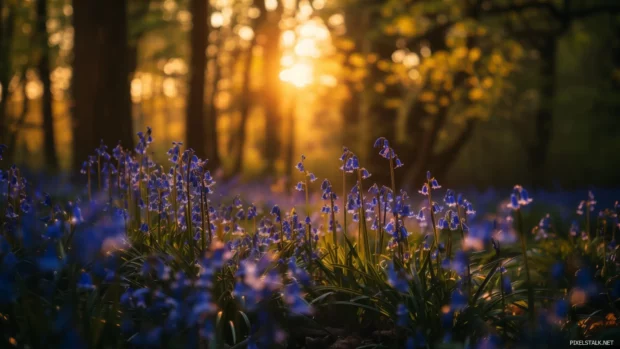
top-left (232, 43), bottom-right (255, 175)
top-left (37, 0), bottom-right (58, 170)
top-left (186, 0), bottom-right (208, 159)
top-left (259, 7), bottom-right (282, 175)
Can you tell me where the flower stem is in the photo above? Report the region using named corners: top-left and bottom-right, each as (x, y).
top-left (516, 208), bottom-right (535, 326)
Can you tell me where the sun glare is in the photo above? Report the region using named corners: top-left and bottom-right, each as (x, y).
top-left (278, 16), bottom-right (332, 89)
top-left (279, 62), bottom-right (313, 88)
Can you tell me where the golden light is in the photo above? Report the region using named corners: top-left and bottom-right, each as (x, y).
top-left (131, 78), bottom-right (143, 103)
top-left (312, 0), bottom-right (325, 10)
top-left (319, 74), bottom-right (337, 87)
top-left (163, 58), bottom-right (187, 75)
top-left (163, 78), bottom-right (177, 97)
top-left (177, 10), bottom-right (191, 26)
top-left (281, 55), bottom-right (294, 67)
top-left (162, 0), bottom-right (177, 14)
top-left (141, 73), bottom-right (153, 100)
top-left (265, 0), bottom-right (278, 11)
top-left (282, 30), bottom-right (296, 47)
top-left (248, 7), bottom-right (261, 19)
top-left (279, 62), bottom-right (313, 88)
top-left (26, 80), bottom-right (43, 100)
top-left (62, 4), bottom-right (73, 16)
top-left (421, 46), bottom-right (431, 58)
top-left (297, 1), bottom-right (313, 20)
top-left (408, 69), bottom-right (420, 81)
top-left (391, 49), bottom-right (405, 63)
top-left (238, 26), bottom-right (255, 41)
top-left (211, 12), bottom-right (224, 28)
top-left (294, 38), bottom-right (319, 57)
top-left (328, 14), bottom-right (344, 27)
top-left (403, 52), bottom-right (420, 67)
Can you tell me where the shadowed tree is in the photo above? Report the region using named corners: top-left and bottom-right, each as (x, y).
top-left (0, 0), bottom-right (15, 150)
top-left (37, 0), bottom-right (58, 170)
top-left (257, 0), bottom-right (283, 175)
top-left (72, 0), bottom-right (134, 170)
top-left (186, 0), bottom-right (208, 159)
top-left (186, 0), bottom-right (220, 169)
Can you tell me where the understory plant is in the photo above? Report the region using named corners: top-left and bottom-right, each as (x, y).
top-left (0, 131), bottom-right (618, 348)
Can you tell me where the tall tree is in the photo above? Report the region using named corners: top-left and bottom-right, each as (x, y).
top-left (36, 0), bottom-right (58, 170)
top-left (0, 0), bottom-right (15, 150)
top-left (72, 0), bottom-right (133, 170)
top-left (257, 0), bottom-right (283, 175)
top-left (186, 0), bottom-right (209, 162)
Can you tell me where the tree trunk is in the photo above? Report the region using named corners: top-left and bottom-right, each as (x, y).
top-left (94, 0), bottom-right (134, 151)
top-left (186, 0), bottom-right (208, 159)
top-left (260, 11), bottom-right (282, 175)
top-left (206, 34), bottom-right (221, 170)
top-left (72, 0), bottom-right (133, 170)
top-left (37, 0), bottom-right (58, 170)
top-left (527, 36), bottom-right (557, 188)
top-left (232, 44), bottom-right (255, 175)
top-left (71, 0), bottom-right (100, 169)
top-left (0, 1), bottom-right (14, 149)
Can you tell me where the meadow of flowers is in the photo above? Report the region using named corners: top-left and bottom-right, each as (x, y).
top-left (0, 130), bottom-right (618, 348)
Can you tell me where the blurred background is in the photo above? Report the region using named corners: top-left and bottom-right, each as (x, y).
top-left (0, 0), bottom-right (619, 190)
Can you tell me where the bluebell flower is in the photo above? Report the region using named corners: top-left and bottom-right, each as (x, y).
top-left (450, 290), bottom-right (467, 311)
top-left (431, 178), bottom-right (441, 189)
top-left (394, 157), bottom-right (403, 168)
top-left (444, 190), bottom-right (456, 207)
top-left (437, 218), bottom-right (448, 230)
top-left (386, 263), bottom-right (409, 293)
top-left (450, 251), bottom-right (468, 276)
top-left (507, 193), bottom-right (520, 210)
top-left (0, 144), bottom-right (7, 160)
top-left (396, 303), bottom-right (408, 327)
top-left (360, 168), bottom-right (371, 179)
top-left (77, 271), bottom-right (96, 291)
top-left (551, 262), bottom-right (564, 281)
top-left (465, 201), bottom-right (476, 215)
top-left (418, 183), bottom-right (429, 196)
top-left (38, 244), bottom-right (63, 272)
top-left (296, 159), bottom-right (305, 172)
top-left (374, 137), bottom-right (389, 149)
top-left (512, 185), bottom-right (532, 207)
top-left (502, 275), bottom-right (513, 294)
top-left (45, 220), bottom-right (63, 239)
top-left (295, 181), bottom-right (304, 191)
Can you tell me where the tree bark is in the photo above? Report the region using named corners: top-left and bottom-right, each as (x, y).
top-left (37, 0), bottom-right (58, 170)
top-left (72, 0), bottom-right (133, 170)
top-left (260, 9), bottom-right (282, 175)
top-left (186, 0), bottom-right (209, 160)
top-left (232, 43), bottom-right (255, 175)
top-left (0, 1), bottom-right (14, 149)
